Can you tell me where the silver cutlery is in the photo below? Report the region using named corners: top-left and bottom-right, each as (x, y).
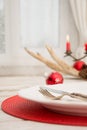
top-left (39, 87), bottom-right (87, 101)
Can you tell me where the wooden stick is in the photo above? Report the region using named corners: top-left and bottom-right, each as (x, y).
top-left (24, 48), bottom-right (69, 74)
top-left (45, 44), bottom-right (79, 77)
top-left (24, 47), bottom-right (79, 77)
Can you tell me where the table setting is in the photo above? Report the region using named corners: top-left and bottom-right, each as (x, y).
top-left (2, 43), bottom-right (87, 128)
top-left (1, 81), bottom-right (87, 126)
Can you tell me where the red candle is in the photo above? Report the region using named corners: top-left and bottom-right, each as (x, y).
top-left (84, 43), bottom-right (87, 51)
top-left (66, 35), bottom-right (71, 52)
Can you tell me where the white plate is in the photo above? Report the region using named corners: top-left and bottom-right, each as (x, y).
top-left (18, 82), bottom-right (87, 116)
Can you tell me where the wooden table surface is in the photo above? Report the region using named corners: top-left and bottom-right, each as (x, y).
top-left (0, 76), bottom-right (87, 130)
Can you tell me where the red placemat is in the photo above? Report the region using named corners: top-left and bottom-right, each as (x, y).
top-left (1, 95), bottom-right (87, 126)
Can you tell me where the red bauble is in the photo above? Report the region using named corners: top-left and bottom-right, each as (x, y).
top-left (73, 61), bottom-right (86, 71)
top-left (46, 72), bottom-right (63, 85)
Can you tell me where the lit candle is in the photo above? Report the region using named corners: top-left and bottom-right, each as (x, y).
top-left (84, 43), bottom-right (87, 51)
top-left (66, 35), bottom-right (71, 52)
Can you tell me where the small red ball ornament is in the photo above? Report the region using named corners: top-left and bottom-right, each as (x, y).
top-left (73, 61), bottom-right (86, 71)
top-left (46, 72), bottom-right (63, 85)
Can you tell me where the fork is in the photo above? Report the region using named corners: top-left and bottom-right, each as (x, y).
top-left (39, 87), bottom-right (87, 101)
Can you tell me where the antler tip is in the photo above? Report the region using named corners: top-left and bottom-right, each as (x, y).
top-left (24, 47), bottom-right (28, 51)
top-left (45, 44), bottom-right (52, 51)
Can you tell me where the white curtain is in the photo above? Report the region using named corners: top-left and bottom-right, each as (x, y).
top-left (20, 0), bottom-right (59, 47)
top-left (69, 0), bottom-right (87, 58)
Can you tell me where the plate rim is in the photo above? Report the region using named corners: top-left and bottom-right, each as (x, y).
top-left (18, 86), bottom-right (87, 107)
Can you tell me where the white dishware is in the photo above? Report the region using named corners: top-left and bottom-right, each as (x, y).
top-left (18, 82), bottom-right (87, 116)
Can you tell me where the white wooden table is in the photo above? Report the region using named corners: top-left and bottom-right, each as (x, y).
top-left (0, 76), bottom-right (87, 130)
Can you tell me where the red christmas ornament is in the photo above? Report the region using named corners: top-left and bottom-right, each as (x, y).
top-left (84, 43), bottom-right (87, 51)
top-left (46, 72), bottom-right (63, 85)
top-left (73, 61), bottom-right (86, 71)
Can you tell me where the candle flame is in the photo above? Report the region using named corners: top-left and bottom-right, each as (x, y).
top-left (66, 35), bottom-right (70, 42)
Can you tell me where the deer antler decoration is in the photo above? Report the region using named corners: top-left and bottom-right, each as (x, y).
top-left (24, 45), bottom-right (87, 80)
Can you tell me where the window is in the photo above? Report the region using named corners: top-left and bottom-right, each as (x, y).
top-left (0, 0), bottom-right (22, 66)
top-left (20, 0), bottom-right (59, 48)
top-left (0, 0), bottom-right (60, 75)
